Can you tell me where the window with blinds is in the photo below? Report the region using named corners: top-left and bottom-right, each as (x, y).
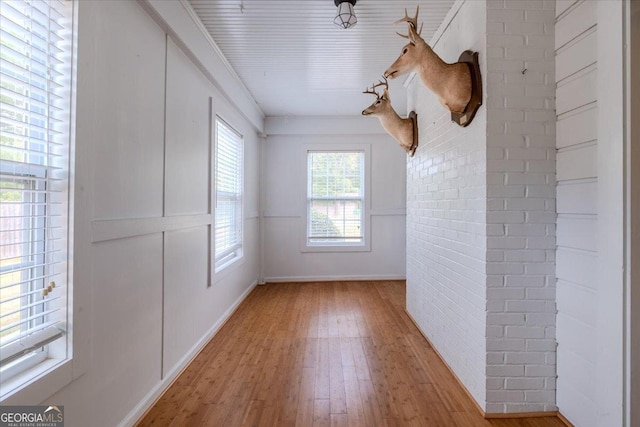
top-left (307, 151), bottom-right (364, 245)
top-left (215, 118), bottom-right (243, 271)
top-left (0, 0), bottom-right (74, 389)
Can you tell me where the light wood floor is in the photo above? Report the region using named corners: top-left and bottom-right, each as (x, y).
top-left (137, 281), bottom-right (565, 427)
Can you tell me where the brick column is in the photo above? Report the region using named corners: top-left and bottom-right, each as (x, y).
top-left (405, 0), bottom-right (556, 414)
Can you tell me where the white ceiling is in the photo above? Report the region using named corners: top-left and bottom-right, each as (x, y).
top-left (188, 0), bottom-right (455, 117)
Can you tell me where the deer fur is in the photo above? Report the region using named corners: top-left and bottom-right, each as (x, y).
top-left (361, 78), bottom-right (415, 155)
top-left (384, 6), bottom-right (471, 114)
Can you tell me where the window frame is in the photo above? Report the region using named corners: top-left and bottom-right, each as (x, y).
top-left (213, 116), bottom-right (244, 273)
top-left (301, 144), bottom-right (371, 253)
top-left (0, 0), bottom-right (77, 403)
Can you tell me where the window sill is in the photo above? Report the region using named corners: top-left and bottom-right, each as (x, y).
top-left (213, 253), bottom-right (245, 281)
top-left (301, 242), bottom-right (371, 253)
top-left (1, 358), bottom-right (73, 405)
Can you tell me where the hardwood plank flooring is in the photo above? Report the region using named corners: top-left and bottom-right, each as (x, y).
top-left (137, 281), bottom-right (565, 427)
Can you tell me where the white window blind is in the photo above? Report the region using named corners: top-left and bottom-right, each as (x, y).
top-left (307, 151), bottom-right (364, 245)
top-left (0, 0), bottom-right (73, 384)
top-left (215, 118), bottom-right (243, 270)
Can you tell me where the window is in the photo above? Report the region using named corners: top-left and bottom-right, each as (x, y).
top-left (0, 0), bottom-right (75, 397)
top-left (215, 118), bottom-right (243, 271)
top-left (306, 151), bottom-right (365, 247)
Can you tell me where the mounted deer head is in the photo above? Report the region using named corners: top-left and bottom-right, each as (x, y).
top-left (384, 6), bottom-right (472, 115)
top-left (362, 77), bottom-right (418, 156)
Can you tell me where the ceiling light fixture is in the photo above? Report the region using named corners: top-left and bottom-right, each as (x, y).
top-left (334, 0), bottom-right (357, 29)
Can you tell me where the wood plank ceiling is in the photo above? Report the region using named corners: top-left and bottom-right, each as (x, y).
top-left (188, 0), bottom-right (455, 117)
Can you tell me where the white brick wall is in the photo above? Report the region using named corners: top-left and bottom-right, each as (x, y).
top-left (406, 0), bottom-right (488, 409)
top-left (486, 0), bottom-right (556, 414)
top-left (406, 0), bottom-right (556, 414)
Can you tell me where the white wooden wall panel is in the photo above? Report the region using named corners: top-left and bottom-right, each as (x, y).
top-left (164, 38), bottom-right (211, 217)
top-left (89, 235), bottom-right (164, 427)
top-left (555, 0), bottom-right (596, 49)
top-left (556, 181), bottom-right (597, 214)
top-left (89, 3), bottom-right (166, 220)
top-left (556, 143), bottom-right (597, 181)
top-left (556, 280), bottom-right (597, 327)
top-left (262, 136), bottom-right (302, 218)
top-left (163, 227), bottom-right (210, 376)
top-left (556, 29), bottom-right (597, 82)
top-left (630, 1), bottom-right (640, 422)
top-left (162, 40), bottom-right (216, 377)
top-left (556, 248), bottom-right (598, 292)
top-left (556, 216), bottom-right (597, 252)
top-left (556, 248), bottom-right (597, 291)
top-left (555, 1), bottom-right (600, 424)
top-left (557, 315), bottom-right (598, 372)
top-left (556, 105), bottom-right (597, 149)
top-left (553, 378), bottom-right (596, 427)
top-left (556, 0), bottom-right (578, 18)
top-left (45, 2), bottom-right (261, 426)
top-left (556, 68), bottom-right (597, 115)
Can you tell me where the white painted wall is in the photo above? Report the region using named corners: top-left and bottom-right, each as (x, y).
top-left (555, 1), bottom-right (630, 426)
top-left (554, 2), bottom-right (599, 424)
top-left (406, 0), bottom-right (556, 413)
top-left (405, 0), bottom-right (488, 409)
top-left (30, 1), bottom-right (262, 426)
top-left (262, 116), bottom-right (406, 282)
top-left (629, 2), bottom-right (640, 424)
top-left (484, 0), bottom-right (557, 414)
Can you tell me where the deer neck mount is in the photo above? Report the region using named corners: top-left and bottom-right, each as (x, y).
top-left (362, 77), bottom-right (418, 156)
top-left (384, 6), bottom-right (483, 127)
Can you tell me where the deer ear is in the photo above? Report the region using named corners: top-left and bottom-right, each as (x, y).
top-left (383, 88), bottom-right (389, 99)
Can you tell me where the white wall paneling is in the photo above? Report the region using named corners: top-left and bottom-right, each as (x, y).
top-left (595, 2), bottom-right (626, 426)
top-left (555, 1), bottom-right (629, 425)
top-left (162, 38), bottom-right (214, 376)
top-left (37, 1), bottom-right (261, 426)
top-left (88, 2), bottom-right (166, 221)
top-left (138, 0), bottom-right (264, 132)
top-left (554, 1), bottom-right (599, 424)
top-left (628, 0), bottom-right (640, 423)
top-left (165, 38), bottom-right (212, 217)
top-left (163, 227), bottom-right (210, 376)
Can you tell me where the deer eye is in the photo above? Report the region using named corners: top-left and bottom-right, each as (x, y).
top-left (375, 100), bottom-right (381, 105)
top-left (402, 48), bottom-right (408, 55)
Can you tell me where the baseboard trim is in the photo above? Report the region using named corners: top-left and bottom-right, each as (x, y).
top-left (264, 275), bottom-right (406, 283)
top-left (485, 411), bottom-right (559, 419)
top-left (119, 279), bottom-right (259, 427)
top-left (404, 309), bottom-right (561, 422)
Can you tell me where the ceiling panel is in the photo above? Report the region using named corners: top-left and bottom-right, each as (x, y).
top-left (188, 0), bottom-right (455, 117)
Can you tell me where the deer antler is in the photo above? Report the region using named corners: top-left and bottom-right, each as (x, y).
top-left (362, 85), bottom-right (380, 99)
top-left (394, 5), bottom-right (423, 39)
top-left (363, 76), bottom-right (388, 99)
top-left (372, 76), bottom-right (388, 92)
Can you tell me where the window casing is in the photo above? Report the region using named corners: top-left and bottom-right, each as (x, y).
top-left (0, 0), bottom-right (75, 399)
top-left (306, 150), bottom-right (366, 249)
top-left (214, 118), bottom-right (243, 271)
